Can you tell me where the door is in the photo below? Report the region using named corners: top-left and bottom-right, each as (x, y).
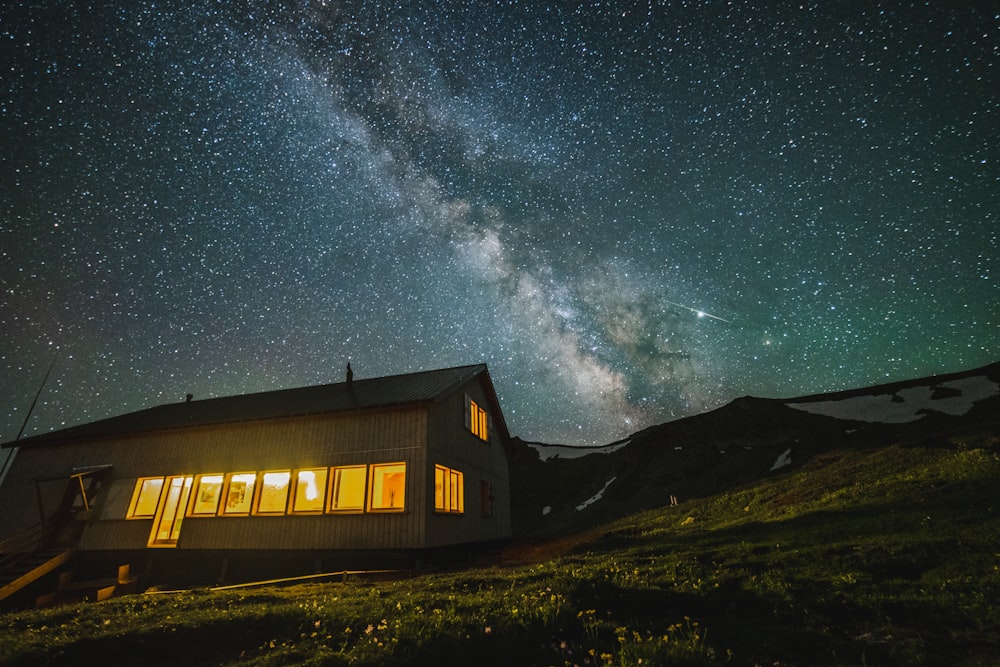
top-left (148, 476), bottom-right (193, 547)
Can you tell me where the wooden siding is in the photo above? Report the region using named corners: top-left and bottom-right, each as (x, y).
top-left (0, 369), bottom-right (514, 561)
top-left (424, 378), bottom-right (512, 547)
top-left (1, 407), bottom-right (430, 551)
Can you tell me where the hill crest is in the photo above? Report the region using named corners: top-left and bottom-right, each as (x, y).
top-left (509, 361), bottom-right (1000, 537)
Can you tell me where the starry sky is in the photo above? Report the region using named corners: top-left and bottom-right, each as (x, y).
top-left (1, 1), bottom-right (997, 447)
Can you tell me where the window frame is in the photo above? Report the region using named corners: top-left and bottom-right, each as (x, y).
top-left (290, 468), bottom-right (328, 514)
top-left (329, 464), bottom-right (368, 513)
top-left (188, 473), bottom-right (225, 516)
top-left (435, 464), bottom-right (465, 514)
top-left (368, 462), bottom-right (406, 512)
top-left (126, 476), bottom-right (166, 519)
top-left (465, 394), bottom-right (490, 442)
top-left (254, 470), bottom-right (292, 515)
top-left (219, 471), bottom-right (258, 516)
top-left (480, 479), bottom-right (496, 518)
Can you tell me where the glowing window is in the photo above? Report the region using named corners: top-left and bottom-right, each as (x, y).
top-left (330, 465), bottom-right (367, 512)
top-left (190, 474), bottom-right (224, 515)
top-left (466, 395), bottom-right (489, 442)
top-left (150, 476), bottom-right (193, 546)
top-left (435, 465), bottom-right (464, 513)
top-left (369, 462), bottom-right (406, 511)
top-left (291, 468), bottom-right (328, 513)
top-left (256, 471), bottom-right (291, 514)
top-left (221, 472), bottom-right (256, 515)
top-left (126, 477), bottom-right (164, 519)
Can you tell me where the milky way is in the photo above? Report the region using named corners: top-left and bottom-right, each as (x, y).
top-left (2, 2), bottom-right (997, 445)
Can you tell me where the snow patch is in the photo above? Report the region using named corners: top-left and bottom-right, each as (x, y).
top-left (575, 477), bottom-right (617, 511)
top-left (786, 375), bottom-right (998, 424)
top-left (771, 448), bottom-right (792, 471)
top-left (529, 439), bottom-right (630, 462)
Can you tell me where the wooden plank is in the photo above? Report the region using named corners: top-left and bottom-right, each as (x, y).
top-left (0, 548), bottom-right (73, 602)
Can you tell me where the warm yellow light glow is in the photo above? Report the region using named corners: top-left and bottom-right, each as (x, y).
top-left (369, 462), bottom-right (405, 510)
top-left (469, 398), bottom-right (489, 441)
top-left (301, 471), bottom-right (318, 500)
top-left (435, 465), bottom-right (447, 510)
top-left (434, 464), bottom-right (463, 513)
top-left (331, 466), bottom-right (366, 511)
top-left (293, 468), bottom-right (328, 513)
top-left (150, 475), bottom-right (193, 546)
top-left (257, 471), bottom-right (291, 514)
top-left (451, 469), bottom-right (464, 513)
top-left (222, 472), bottom-right (257, 514)
top-left (128, 477), bottom-right (165, 518)
top-left (191, 474), bottom-right (224, 515)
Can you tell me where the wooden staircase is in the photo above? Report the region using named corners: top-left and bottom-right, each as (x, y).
top-left (35, 564), bottom-right (139, 607)
top-left (0, 542), bottom-right (74, 603)
top-left (0, 467), bottom-right (114, 606)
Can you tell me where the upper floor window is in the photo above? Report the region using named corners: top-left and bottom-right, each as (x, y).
top-left (465, 395), bottom-right (489, 442)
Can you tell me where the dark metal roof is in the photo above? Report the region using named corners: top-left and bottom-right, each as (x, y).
top-left (9, 364), bottom-right (509, 447)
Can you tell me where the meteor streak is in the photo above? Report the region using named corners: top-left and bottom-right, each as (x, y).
top-left (664, 300), bottom-right (732, 324)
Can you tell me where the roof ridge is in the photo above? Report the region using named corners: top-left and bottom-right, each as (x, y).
top-left (7, 364), bottom-right (494, 448)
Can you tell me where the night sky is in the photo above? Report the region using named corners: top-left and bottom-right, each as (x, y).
top-left (2, 2), bottom-right (997, 446)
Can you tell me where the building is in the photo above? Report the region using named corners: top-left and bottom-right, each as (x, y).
top-left (0, 364), bottom-right (512, 602)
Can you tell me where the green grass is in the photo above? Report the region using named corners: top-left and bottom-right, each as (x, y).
top-left (2, 437), bottom-right (998, 666)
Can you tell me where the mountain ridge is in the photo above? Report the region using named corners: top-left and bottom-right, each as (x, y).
top-left (509, 360), bottom-right (1000, 538)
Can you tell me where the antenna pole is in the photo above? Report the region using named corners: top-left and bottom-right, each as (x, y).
top-left (15, 350), bottom-right (60, 442)
top-left (0, 350), bottom-right (60, 484)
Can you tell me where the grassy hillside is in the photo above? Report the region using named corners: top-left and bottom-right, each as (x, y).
top-left (509, 362), bottom-right (1000, 539)
top-left (2, 426), bottom-right (997, 666)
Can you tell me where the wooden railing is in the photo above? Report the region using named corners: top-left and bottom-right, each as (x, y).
top-left (0, 523), bottom-right (47, 565)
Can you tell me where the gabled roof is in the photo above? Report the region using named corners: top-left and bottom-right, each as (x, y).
top-left (8, 364), bottom-right (510, 447)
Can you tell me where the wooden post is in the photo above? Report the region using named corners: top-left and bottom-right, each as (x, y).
top-left (77, 475), bottom-right (90, 512)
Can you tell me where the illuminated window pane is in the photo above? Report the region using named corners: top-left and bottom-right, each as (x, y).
top-left (152, 476), bottom-right (193, 545)
top-left (128, 477), bottom-right (164, 518)
top-left (222, 472), bottom-right (256, 515)
top-left (331, 466), bottom-right (367, 512)
top-left (450, 470), bottom-right (464, 513)
top-left (467, 397), bottom-right (489, 442)
top-left (369, 463), bottom-right (405, 511)
top-left (292, 468), bottom-right (328, 513)
top-left (257, 471), bottom-right (291, 514)
top-left (434, 465), bottom-right (448, 511)
top-left (190, 474), bottom-right (223, 515)
top-left (434, 465), bottom-right (463, 513)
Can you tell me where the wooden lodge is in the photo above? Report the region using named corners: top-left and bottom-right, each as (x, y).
top-left (0, 364), bottom-right (512, 604)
